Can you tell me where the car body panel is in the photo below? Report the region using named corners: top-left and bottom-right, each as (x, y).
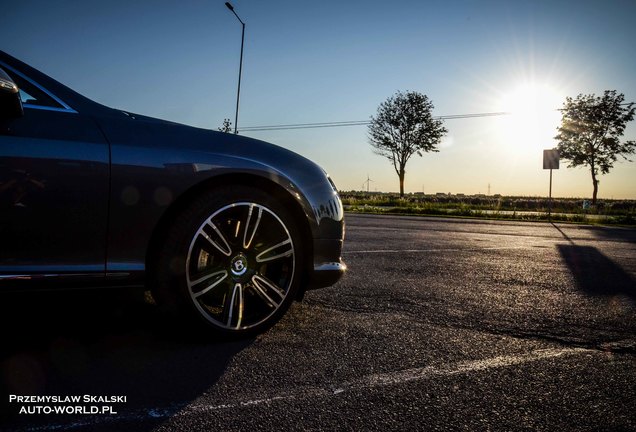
top-left (0, 106), bottom-right (109, 275)
top-left (0, 50), bottom-right (345, 291)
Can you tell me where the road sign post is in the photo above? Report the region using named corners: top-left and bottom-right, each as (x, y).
top-left (543, 149), bottom-right (560, 220)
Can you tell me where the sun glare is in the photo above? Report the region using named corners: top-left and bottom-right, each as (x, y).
top-left (499, 82), bottom-right (564, 151)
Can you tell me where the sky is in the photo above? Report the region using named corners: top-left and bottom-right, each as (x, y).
top-left (3, 0), bottom-right (636, 199)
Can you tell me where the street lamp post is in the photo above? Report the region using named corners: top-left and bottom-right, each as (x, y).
top-left (225, 2), bottom-right (245, 134)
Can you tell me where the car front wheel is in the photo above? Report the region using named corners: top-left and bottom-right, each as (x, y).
top-left (154, 185), bottom-right (303, 337)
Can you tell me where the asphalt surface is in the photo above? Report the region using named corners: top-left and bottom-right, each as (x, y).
top-left (1, 213), bottom-right (635, 431)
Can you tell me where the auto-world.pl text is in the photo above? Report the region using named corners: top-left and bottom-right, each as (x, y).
top-left (9, 395), bottom-right (126, 415)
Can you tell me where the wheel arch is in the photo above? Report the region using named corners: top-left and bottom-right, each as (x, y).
top-left (145, 173), bottom-right (314, 298)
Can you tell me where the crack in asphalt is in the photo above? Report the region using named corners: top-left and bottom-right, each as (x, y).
top-left (303, 298), bottom-right (636, 355)
top-left (21, 347), bottom-right (596, 432)
top-left (346, 215), bottom-right (636, 245)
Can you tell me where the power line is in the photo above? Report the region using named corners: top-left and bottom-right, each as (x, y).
top-left (240, 120), bottom-right (370, 132)
top-left (238, 102), bottom-right (635, 132)
top-left (239, 111), bottom-right (511, 132)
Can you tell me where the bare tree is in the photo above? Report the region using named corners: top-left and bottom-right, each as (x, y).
top-left (218, 118), bottom-right (232, 133)
top-left (368, 91), bottom-right (447, 197)
top-left (555, 90), bottom-right (635, 205)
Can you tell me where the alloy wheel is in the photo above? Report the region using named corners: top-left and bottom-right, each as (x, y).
top-left (185, 202), bottom-right (296, 330)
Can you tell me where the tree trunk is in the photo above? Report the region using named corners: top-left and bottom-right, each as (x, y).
top-left (398, 169), bottom-right (405, 198)
top-left (591, 169), bottom-right (599, 205)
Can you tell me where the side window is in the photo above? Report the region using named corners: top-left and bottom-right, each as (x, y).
top-left (19, 88), bottom-right (40, 105)
top-left (8, 72), bottom-right (64, 109)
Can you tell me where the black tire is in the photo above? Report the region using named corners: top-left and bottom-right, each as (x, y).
top-left (153, 185), bottom-right (304, 338)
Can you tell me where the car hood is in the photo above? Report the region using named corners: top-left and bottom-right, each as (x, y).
top-left (97, 109), bottom-right (333, 197)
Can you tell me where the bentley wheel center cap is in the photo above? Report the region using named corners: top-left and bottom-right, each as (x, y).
top-left (230, 253), bottom-right (249, 276)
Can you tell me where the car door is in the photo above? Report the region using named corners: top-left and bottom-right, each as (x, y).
top-left (0, 65), bottom-right (109, 280)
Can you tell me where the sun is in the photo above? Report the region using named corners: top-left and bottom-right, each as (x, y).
top-left (499, 82), bottom-right (564, 151)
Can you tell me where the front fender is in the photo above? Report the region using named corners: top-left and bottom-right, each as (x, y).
top-left (105, 140), bottom-right (343, 274)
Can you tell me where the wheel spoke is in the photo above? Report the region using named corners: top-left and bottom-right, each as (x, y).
top-left (243, 204), bottom-right (262, 249)
top-left (186, 202), bottom-right (297, 331)
top-left (251, 274), bottom-right (285, 307)
top-left (255, 239), bottom-right (293, 263)
top-left (226, 283), bottom-right (244, 329)
top-left (201, 221), bottom-right (232, 256)
top-left (190, 270), bottom-right (228, 298)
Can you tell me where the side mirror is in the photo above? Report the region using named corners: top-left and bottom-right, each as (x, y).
top-left (0, 67), bottom-right (24, 119)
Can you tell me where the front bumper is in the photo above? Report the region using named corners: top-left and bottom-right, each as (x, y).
top-left (308, 261), bottom-right (347, 289)
top-left (307, 238), bottom-right (346, 289)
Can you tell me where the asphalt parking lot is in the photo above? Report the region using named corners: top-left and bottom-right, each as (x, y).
top-left (1, 213), bottom-right (635, 431)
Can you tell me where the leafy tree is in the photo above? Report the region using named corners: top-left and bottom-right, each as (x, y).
top-left (368, 91), bottom-right (447, 197)
top-left (218, 118), bottom-right (232, 133)
top-left (555, 90), bottom-right (635, 205)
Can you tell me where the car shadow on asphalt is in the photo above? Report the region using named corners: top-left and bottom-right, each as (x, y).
top-left (557, 244), bottom-right (636, 301)
top-left (0, 288), bottom-right (252, 431)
